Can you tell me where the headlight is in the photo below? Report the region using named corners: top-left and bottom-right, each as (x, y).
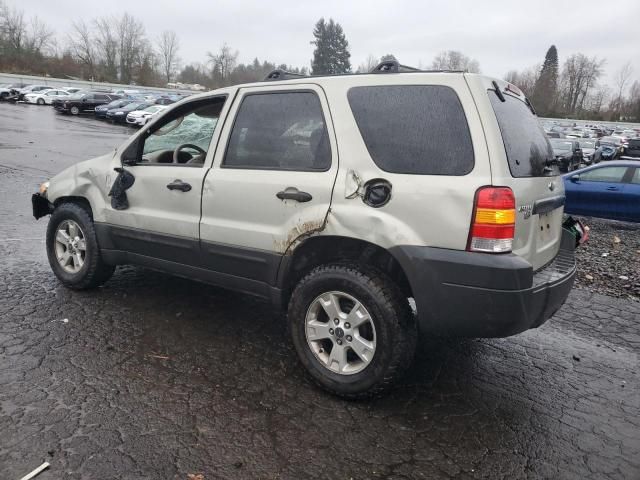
top-left (39, 181), bottom-right (50, 195)
top-left (115, 112), bottom-right (124, 115)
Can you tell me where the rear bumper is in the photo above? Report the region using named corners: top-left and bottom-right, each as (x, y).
top-left (390, 229), bottom-right (576, 338)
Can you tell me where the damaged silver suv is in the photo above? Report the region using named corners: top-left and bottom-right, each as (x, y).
top-left (33, 61), bottom-right (577, 398)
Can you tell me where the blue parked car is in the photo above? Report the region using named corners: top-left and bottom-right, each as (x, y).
top-left (563, 161), bottom-right (640, 222)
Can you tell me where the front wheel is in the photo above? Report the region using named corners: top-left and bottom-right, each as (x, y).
top-left (288, 264), bottom-right (417, 398)
top-left (46, 202), bottom-right (115, 289)
top-left (37, 98), bottom-right (45, 105)
top-left (70, 106), bottom-right (80, 115)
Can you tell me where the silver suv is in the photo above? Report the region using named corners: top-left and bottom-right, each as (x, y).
top-left (33, 62), bottom-right (577, 398)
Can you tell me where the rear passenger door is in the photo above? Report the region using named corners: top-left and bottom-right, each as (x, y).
top-left (200, 84), bottom-right (338, 289)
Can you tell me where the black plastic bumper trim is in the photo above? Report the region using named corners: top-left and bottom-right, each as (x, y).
top-left (390, 228), bottom-right (576, 338)
top-left (32, 193), bottom-right (53, 219)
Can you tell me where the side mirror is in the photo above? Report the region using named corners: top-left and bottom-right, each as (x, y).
top-left (570, 174), bottom-right (580, 183)
top-left (121, 139), bottom-right (140, 166)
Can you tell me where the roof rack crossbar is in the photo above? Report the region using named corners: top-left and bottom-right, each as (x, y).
top-left (370, 60), bottom-right (421, 74)
top-left (369, 60), bottom-right (467, 74)
top-left (262, 69), bottom-right (308, 82)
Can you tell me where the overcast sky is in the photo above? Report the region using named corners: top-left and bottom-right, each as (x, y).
top-left (18, 0), bottom-right (640, 88)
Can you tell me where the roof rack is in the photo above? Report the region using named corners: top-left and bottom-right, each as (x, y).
top-left (370, 60), bottom-right (421, 74)
top-left (263, 69), bottom-right (308, 81)
top-left (370, 60), bottom-right (466, 74)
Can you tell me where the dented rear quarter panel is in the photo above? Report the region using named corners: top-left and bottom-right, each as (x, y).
top-left (313, 73), bottom-right (492, 251)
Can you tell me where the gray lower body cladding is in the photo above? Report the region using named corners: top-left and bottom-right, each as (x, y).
top-left (391, 228), bottom-right (576, 338)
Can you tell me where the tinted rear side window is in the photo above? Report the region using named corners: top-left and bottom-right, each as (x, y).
top-left (488, 92), bottom-right (554, 177)
top-left (347, 85), bottom-right (474, 175)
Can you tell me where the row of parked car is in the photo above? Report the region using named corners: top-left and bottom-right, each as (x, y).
top-left (543, 121), bottom-right (640, 168)
top-left (0, 82), bottom-right (191, 127)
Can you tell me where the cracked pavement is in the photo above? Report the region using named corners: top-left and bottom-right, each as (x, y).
top-left (0, 103), bottom-right (639, 479)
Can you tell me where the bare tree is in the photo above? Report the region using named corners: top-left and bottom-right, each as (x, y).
top-left (504, 64), bottom-right (540, 96)
top-left (614, 62), bottom-right (633, 112)
top-left (117, 13), bottom-right (146, 84)
top-left (157, 30), bottom-right (180, 84)
top-left (68, 20), bottom-right (96, 79)
top-left (207, 42), bottom-right (238, 86)
top-left (0, 1), bottom-right (26, 53)
top-left (559, 54), bottom-right (604, 114)
top-left (93, 16), bottom-right (118, 81)
top-left (356, 54), bottom-right (378, 73)
top-left (586, 84), bottom-right (610, 114)
top-left (432, 50), bottom-right (480, 73)
top-left (23, 16), bottom-right (53, 54)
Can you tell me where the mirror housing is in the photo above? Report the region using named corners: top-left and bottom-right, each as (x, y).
top-left (121, 139), bottom-right (140, 166)
top-left (570, 174), bottom-right (580, 183)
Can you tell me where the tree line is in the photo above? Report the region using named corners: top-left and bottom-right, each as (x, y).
top-left (0, 4), bottom-right (481, 87)
top-left (505, 45), bottom-right (638, 121)
top-left (1, 1), bottom-right (637, 121)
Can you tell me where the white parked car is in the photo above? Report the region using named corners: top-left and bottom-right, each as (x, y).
top-left (24, 89), bottom-right (72, 105)
top-left (126, 105), bottom-right (166, 126)
top-left (17, 85), bottom-right (53, 100)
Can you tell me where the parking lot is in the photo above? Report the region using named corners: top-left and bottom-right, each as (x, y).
top-left (0, 102), bottom-right (639, 479)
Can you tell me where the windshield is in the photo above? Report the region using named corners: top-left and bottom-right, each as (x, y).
top-left (122, 103), bottom-right (147, 111)
top-left (142, 103), bottom-right (221, 156)
top-left (550, 140), bottom-right (572, 151)
top-left (579, 140), bottom-right (595, 148)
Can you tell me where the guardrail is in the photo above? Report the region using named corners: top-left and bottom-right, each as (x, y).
top-left (0, 72), bottom-right (200, 96)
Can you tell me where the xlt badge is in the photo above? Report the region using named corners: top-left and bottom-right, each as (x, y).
top-left (518, 204), bottom-right (533, 219)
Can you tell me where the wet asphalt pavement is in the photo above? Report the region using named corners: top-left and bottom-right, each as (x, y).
top-left (0, 103), bottom-right (639, 480)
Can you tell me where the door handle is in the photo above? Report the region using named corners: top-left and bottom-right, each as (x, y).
top-left (276, 187), bottom-right (312, 202)
top-left (606, 186), bottom-right (619, 191)
top-left (166, 179), bottom-right (192, 192)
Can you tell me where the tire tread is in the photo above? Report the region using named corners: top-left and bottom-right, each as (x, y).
top-left (289, 263), bottom-right (417, 399)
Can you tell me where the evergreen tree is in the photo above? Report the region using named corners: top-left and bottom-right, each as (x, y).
top-left (532, 45), bottom-right (559, 115)
top-left (311, 18), bottom-right (351, 75)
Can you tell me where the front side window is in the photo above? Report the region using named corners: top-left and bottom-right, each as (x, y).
top-left (347, 85), bottom-right (474, 175)
top-left (579, 167), bottom-right (627, 183)
top-left (223, 92), bottom-right (330, 171)
top-left (139, 98), bottom-right (225, 167)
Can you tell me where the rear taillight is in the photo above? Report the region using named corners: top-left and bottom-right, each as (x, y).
top-left (467, 186), bottom-right (516, 253)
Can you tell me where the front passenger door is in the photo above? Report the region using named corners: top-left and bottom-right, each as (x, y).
top-left (575, 166), bottom-right (629, 219)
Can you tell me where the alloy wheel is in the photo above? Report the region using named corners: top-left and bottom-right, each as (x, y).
top-left (305, 291), bottom-right (377, 375)
top-left (54, 220), bottom-right (86, 273)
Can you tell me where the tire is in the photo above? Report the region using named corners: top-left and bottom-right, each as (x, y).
top-left (46, 202), bottom-right (115, 289)
top-left (288, 264), bottom-right (417, 399)
top-left (70, 106), bottom-right (80, 115)
top-left (37, 98), bottom-right (45, 105)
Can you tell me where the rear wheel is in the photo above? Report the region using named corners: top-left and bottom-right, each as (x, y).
top-left (70, 106), bottom-right (80, 115)
top-left (46, 202), bottom-right (115, 289)
top-left (288, 264), bottom-right (417, 398)
top-left (37, 98), bottom-right (45, 105)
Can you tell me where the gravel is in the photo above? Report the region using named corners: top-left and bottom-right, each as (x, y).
top-left (572, 216), bottom-right (640, 300)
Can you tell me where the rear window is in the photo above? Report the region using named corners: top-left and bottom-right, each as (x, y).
top-left (347, 85), bottom-right (474, 175)
top-left (488, 92), bottom-right (554, 177)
